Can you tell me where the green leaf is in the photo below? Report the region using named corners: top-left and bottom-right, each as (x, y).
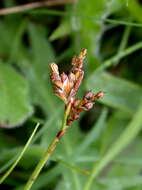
top-left (72, 0), bottom-right (122, 71)
top-left (71, 108), bottom-right (108, 161)
top-left (61, 166), bottom-right (82, 190)
top-left (121, 0), bottom-right (142, 23)
top-left (49, 20), bottom-right (71, 41)
top-left (105, 137), bottom-right (142, 178)
top-left (0, 20), bottom-right (18, 55)
top-left (0, 64), bottom-right (33, 128)
top-left (84, 103), bottom-right (142, 190)
top-left (100, 110), bottom-right (130, 153)
top-left (86, 71), bottom-right (142, 114)
top-left (26, 23), bottom-right (59, 115)
top-left (100, 176), bottom-right (142, 189)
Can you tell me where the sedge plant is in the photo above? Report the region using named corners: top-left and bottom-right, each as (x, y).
top-left (24, 49), bottom-right (104, 190)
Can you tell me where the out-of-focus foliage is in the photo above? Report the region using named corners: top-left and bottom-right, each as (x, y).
top-left (0, 0), bottom-right (142, 190)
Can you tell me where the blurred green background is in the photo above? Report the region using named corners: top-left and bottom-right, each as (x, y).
top-left (1, 0), bottom-right (142, 189)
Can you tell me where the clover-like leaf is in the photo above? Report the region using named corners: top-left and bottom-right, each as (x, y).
top-left (0, 64), bottom-right (33, 128)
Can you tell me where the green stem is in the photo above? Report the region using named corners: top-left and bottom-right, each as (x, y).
top-left (117, 25), bottom-right (131, 53)
top-left (24, 103), bottom-right (71, 190)
top-left (0, 123), bottom-right (40, 184)
top-left (97, 41), bottom-right (142, 71)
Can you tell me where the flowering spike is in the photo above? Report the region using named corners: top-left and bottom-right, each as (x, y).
top-left (50, 49), bottom-right (104, 126)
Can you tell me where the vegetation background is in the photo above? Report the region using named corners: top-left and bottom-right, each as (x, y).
top-left (1, 0), bottom-right (142, 190)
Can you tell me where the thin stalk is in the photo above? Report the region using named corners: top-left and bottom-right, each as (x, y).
top-left (0, 123), bottom-right (40, 184)
top-left (117, 26), bottom-right (131, 53)
top-left (113, 25), bottom-right (131, 67)
top-left (97, 41), bottom-right (142, 71)
top-left (24, 103), bottom-right (71, 190)
top-left (0, 0), bottom-right (75, 15)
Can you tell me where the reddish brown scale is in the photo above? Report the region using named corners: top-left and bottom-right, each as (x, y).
top-left (93, 91), bottom-right (105, 100)
top-left (84, 91), bottom-right (93, 100)
top-left (83, 102), bottom-right (94, 110)
top-left (80, 48), bottom-right (87, 57)
top-left (61, 72), bottom-right (68, 83)
top-left (68, 88), bottom-right (76, 102)
top-left (51, 78), bottom-right (62, 89)
top-left (68, 72), bottom-right (75, 84)
top-left (71, 56), bottom-right (77, 66)
top-left (56, 129), bottom-right (66, 140)
top-left (74, 72), bottom-right (84, 92)
top-left (79, 99), bottom-right (87, 107)
top-left (50, 73), bottom-right (61, 83)
top-left (77, 58), bottom-right (83, 69)
top-left (67, 120), bottom-right (73, 126)
top-left (50, 63), bottom-right (59, 75)
top-left (76, 107), bottom-right (84, 113)
top-left (31, 178), bottom-right (35, 182)
top-left (73, 99), bottom-right (80, 108)
top-left (53, 86), bottom-right (66, 102)
top-left (50, 72), bottom-right (59, 79)
top-left (73, 113), bottom-right (80, 120)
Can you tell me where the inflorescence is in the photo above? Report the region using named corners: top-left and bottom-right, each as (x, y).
top-left (50, 49), bottom-right (104, 126)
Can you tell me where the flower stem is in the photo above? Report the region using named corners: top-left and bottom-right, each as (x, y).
top-left (24, 103), bottom-right (71, 190)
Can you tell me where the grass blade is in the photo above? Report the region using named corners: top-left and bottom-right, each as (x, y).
top-left (72, 108), bottom-right (108, 161)
top-left (0, 123), bottom-right (40, 184)
top-left (99, 41), bottom-right (142, 70)
top-left (0, 155), bottom-right (18, 174)
top-left (84, 104), bottom-right (142, 190)
top-left (100, 176), bottom-right (142, 189)
top-left (87, 72), bottom-right (142, 114)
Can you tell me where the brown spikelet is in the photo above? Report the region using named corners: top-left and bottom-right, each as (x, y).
top-left (82, 102), bottom-right (94, 111)
top-left (50, 49), bottom-right (105, 126)
top-left (50, 62), bottom-right (59, 74)
top-left (67, 90), bottom-right (104, 126)
top-left (93, 91), bottom-right (105, 100)
top-left (84, 91), bottom-right (93, 100)
top-left (53, 86), bottom-right (67, 103)
top-left (74, 71), bottom-right (84, 93)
